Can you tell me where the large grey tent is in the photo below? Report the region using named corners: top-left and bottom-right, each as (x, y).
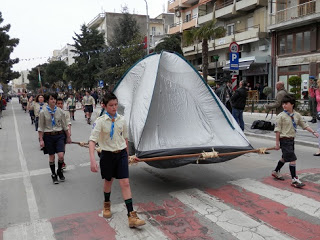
top-left (113, 51), bottom-right (252, 168)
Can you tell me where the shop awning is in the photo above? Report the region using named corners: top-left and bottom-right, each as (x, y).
top-left (223, 56), bottom-right (270, 71)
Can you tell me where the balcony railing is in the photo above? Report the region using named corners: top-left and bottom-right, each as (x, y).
top-left (216, 0), bottom-right (234, 10)
top-left (275, 0), bottom-right (317, 24)
top-left (182, 14), bottom-right (198, 23)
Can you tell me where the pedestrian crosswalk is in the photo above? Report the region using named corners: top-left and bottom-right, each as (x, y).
top-left (2, 171), bottom-right (320, 240)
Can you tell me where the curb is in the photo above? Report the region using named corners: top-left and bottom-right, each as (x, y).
top-left (245, 132), bottom-right (318, 148)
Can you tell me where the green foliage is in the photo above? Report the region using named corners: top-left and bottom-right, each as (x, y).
top-left (45, 61), bottom-right (68, 89)
top-left (182, 19), bottom-right (226, 83)
top-left (263, 86), bottom-right (272, 96)
top-left (155, 34), bottom-right (183, 55)
top-left (98, 11), bottom-right (145, 88)
top-left (288, 75), bottom-right (302, 99)
top-left (27, 63), bottom-right (48, 91)
top-left (0, 12), bottom-right (20, 83)
top-left (68, 24), bottom-right (106, 89)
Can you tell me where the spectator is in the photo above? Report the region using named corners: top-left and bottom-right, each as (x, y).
top-left (308, 76), bottom-right (317, 123)
top-left (265, 81), bottom-right (287, 115)
top-left (231, 80), bottom-right (248, 131)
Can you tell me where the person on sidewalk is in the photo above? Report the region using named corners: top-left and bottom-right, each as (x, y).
top-left (265, 81), bottom-right (287, 115)
top-left (308, 76), bottom-right (317, 123)
top-left (89, 92), bottom-right (145, 228)
top-left (313, 79), bottom-right (320, 156)
top-left (231, 80), bottom-right (247, 131)
top-left (272, 94), bottom-right (319, 188)
top-left (38, 93), bottom-right (71, 184)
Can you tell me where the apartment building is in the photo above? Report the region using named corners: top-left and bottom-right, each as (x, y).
top-left (269, 0), bottom-right (320, 94)
top-left (12, 70), bottom-right (29, 94)
top-left (168, 0), bottom-right (271, 89)
top-left (51, 44), bottom-right (76, 66)
top-left (87, 12), bottom-right (173, 49)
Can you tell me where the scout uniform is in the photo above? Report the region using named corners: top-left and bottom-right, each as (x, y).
top-left (38, 105), bottom-right (69, 183)
top-left (66, 97), bottom-right (76, 112)
top-left (82, 95), bottom-right (95, 112)
top-left (21, 96), bottom-right (28, 112)
top-left (27, 100), bottom-right (35, 124)
top-left (34, 102), bottom-right (46, 131)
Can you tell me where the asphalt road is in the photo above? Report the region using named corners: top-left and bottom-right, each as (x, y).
top-left (0, 98), bottom-right (319, 240)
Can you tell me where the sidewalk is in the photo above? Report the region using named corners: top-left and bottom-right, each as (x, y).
top-left (243, 112), bottom-right (318, 148)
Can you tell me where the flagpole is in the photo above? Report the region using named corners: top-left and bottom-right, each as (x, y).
top-left (38, 67), bottom-right (44, 95)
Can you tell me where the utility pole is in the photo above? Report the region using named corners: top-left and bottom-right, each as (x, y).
top-left (213, 55), bottom-right (220, 81)
top-left (144, 0), bottom-right (150, 55)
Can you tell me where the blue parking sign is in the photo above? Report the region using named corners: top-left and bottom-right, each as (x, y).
top-left (230, 52), bottom-right (239, 70)
top-left (99, 80), bottom-right (104, 88)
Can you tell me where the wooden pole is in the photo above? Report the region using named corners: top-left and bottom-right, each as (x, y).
top-left (134, 147), bottom-right (276, 163)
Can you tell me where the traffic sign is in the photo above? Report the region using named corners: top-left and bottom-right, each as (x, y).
top-left (230, 52), bottom-right (239, 70)
top-left (99, 80), bottom-right (104, 88)
top-left (229, 42), bottom-right (239, 53)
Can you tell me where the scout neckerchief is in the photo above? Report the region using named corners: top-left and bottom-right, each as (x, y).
top-left (106, 112), bottom-right (117, 140)
top-left (284, 110), bottom-right (297, 132)
top-left (86, 96), bottom-right (90, 104)
top-left (71, 97), bottom-right (74, 106)
top-left (46, 105), bottom-right (57, 126)
top-left (39, 102), bottom-right (44, 111)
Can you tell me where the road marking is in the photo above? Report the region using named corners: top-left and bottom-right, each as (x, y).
top-left (170, 188), bottom-right (293, 240)
top-left (230, 178), bottom-right (320, 218)
top-left (99, 203), bottom-right (169, 240)
top-left (12, 103), bottom-right (39, 221)
top-left (3, 219), bottom-right (55, 240)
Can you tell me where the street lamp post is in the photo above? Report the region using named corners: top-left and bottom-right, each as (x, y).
top-left (144, 0), bottom-right (150, 55)
top-left (213, 55), bottom-right (220, 81)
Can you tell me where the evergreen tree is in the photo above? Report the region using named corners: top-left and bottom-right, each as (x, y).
top-left (45, 61), bottom-right (68, 90)
top-left (0, 12), bottom-right (20, 83)
top-left (155, 34), bottom-right (183, 55)
top-left (27, 63), bottom-right (48, 91)
top-left (68, 24), bottom-right (105, 89)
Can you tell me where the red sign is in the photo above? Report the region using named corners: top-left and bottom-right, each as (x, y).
top-left (229, 42), bottom-right (239, 53)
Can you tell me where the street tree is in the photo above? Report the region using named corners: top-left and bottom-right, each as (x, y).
top-left (69, 24), bottom-right (105, 89)
top-left (183, 19), bottom-right (226, 82)
top-left (45, 61), bottom-right (68, 90)
top-left (155, 34), bottom-right (183, 55)
top-left (27, 63), bottom-right (48, 92)
top-left (0, 11), bottom-right (20, 83)
top-left (98, 10), bottom-right (144, 88)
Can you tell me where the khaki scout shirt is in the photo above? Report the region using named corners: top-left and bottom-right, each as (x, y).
top-left (38, 106), bottom-right (68, 133)
top-left (274, 110), bottom-right (308, 138)
top-left (64, 111), bottom-right (72, 126)
top-left (89, 113), bottom-right (128, 152)
top-left (66, 97), bottom-right (76, 107)
top-left (21, 97), bottom-right (28, 103)
top-left (34, 102), bottom-right (47, 117)
top-left (82, 95), bottom-right (95, 106)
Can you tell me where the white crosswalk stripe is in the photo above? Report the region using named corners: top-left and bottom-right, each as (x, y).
top-left (230, 178), bottom-right (320, 218)
top-left (170, 188), bottom-right (294, 240)
top-left (98, 204), bottom-right (170, 240)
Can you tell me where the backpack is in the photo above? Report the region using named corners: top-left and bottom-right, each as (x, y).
top-left (251, 120), bottom-right (275, 131)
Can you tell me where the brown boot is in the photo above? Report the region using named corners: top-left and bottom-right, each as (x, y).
top-left (103, 201), bottom-right (112, 218)
top-left (128, 211), bottom-right (146, 228)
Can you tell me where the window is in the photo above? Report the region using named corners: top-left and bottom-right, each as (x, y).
top-left (152, 27), bottom-right (156, 36)
top-left (227, 24), bottom-right (234, 36)
top-left (278, 31), bottom-right (311, 55)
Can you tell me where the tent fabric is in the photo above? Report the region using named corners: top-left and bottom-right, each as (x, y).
top-left (114, 51), bottom-right (252, 168)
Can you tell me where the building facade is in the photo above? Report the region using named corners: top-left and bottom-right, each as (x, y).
top-left (51, 44), bottom-right (76, 66)
top-left (168, 0), bottom-right (271, 90)
top-left (269, 0), bottom-right (320, 96)
top-left (87, 12), bottom-right (174, 50)
top-left (12, 70), bottom-right (29, 94)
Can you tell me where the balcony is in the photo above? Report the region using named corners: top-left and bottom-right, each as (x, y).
top-left (168, 0), bottom-right (179, 12)
top-left (235, 0), bottom-right (268, 12)
top-left (168, 22), bottom-right (181, 34)
top-left (181, 0), bottom-right (198, 4)
top-left (198, 12), bottom-right (214, 25)
top-left (215, 0), bottom-right (235, 19)
top-left (182, 14), bottom-right (198, 30)
top-left (87, 13), bottom-right (105, 29)
top-left (269, 0), bottom-right (320, 30)
top-left (214, 35), bottom-right (235, 49)
top-left (234, 25), bottom-right (266, 44)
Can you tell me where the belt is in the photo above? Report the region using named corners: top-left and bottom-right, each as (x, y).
top-left (280, 137), bottom-right (294, 140)
top-left (44, 130), bottom-right (64, 136)
top-left (102, 149), bottom-right (123, 154)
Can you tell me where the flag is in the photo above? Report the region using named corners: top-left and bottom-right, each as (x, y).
top-left (38, 68), bottom-right (42, 87)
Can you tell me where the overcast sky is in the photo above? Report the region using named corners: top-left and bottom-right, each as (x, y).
top-left (1, 0), bottom-right (168, 72)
